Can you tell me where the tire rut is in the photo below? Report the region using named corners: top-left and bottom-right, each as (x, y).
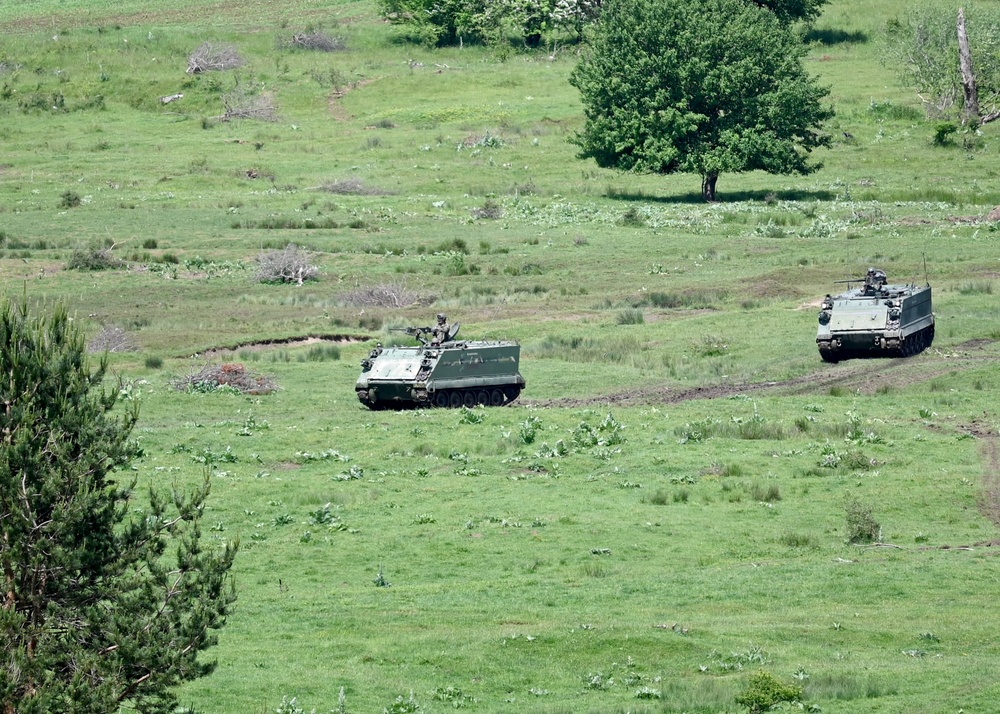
top-left (526, 345), bottom-right (998, 409)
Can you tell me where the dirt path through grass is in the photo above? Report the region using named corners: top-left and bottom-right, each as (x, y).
top-left (528, 341), bottom-right (999, 408)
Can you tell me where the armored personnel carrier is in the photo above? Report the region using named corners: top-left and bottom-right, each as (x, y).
top-left (816, 268), bottom-right (934, 362)
top-left (356, 317), bottom-right (525, 409)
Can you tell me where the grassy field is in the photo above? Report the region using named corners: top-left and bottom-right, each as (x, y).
top-left (3, 0), bottom-right (1000, 712)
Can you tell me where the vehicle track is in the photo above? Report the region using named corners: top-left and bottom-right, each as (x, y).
top-left (526, 341), bottom-right (998, 408)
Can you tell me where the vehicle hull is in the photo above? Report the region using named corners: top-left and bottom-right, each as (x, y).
top-left (816, 280), bottom-right (934, 362)
top-left (356, 340), bottom-right (525, 409)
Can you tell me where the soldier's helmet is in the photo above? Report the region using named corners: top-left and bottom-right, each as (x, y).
top-left (436, 313), bottom-right (447, 323)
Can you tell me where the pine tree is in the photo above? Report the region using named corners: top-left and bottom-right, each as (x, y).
top-left (0, 299), bottom-right (237, 714)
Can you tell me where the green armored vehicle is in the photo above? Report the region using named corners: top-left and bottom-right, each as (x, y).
top-left (816, 268), bottom-right (934, 362)
top-left (356, 315), bottom-right (526, 409)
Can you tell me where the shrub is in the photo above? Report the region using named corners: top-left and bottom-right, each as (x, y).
top-left (932, 121), bottom-right (958, 146)
top-left (67, 242), bottom-right (122, 271)
top-left (845, 498), bottom-right (881, 544)
top-left (144, 355), bottom-right (164, 369)
top-left (471, 199), bottom-right (503, 220)
top-left (59, 190), bottom-right (82, 208)
top-left (735, 671), bottom-right (802, 714)
top-left (288, 31), bottom-right (347, 52)
top-left (620, 205), bottom-right (645, 227)
top-left (254, 244), bottom-right (319, 285)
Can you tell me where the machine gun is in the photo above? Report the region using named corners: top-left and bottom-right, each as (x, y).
top-left (390, 325), bottom-right (434, 344)
top-left (390, 322), bottom-right (461, 346)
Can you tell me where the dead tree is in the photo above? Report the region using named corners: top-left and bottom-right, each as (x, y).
top-left (958, 8), bottom-right (979, 125)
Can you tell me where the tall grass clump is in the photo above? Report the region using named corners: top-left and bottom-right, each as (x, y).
top-left (615, 307), bottom-right (644, 325)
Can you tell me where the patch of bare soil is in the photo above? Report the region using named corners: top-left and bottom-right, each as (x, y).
top-left (198, 334), bottom-right (367, 358)
top-left (954, 338), bottom-right (997, 351)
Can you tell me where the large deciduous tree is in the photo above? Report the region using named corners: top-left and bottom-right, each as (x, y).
top-left (0, 299), bottom-right (237, 714)
top-left (570, 0), bottom-right (833, 201)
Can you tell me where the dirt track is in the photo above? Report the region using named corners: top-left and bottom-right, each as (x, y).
top-left (525, 339), bottom-right (999, 408)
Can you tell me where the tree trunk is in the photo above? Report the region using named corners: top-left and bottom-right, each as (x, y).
top-left (702, 173), bottom-right (718, 202)
top-left (958, 7), bottom-right (980, 125)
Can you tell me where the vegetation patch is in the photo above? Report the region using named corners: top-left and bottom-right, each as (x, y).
top-left (170, 363), bottom-right (279, 395)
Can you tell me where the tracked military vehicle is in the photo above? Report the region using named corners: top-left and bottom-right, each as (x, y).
top-left (816, 268), bottom-right (934, 362)
top-left (356, 317), bottom-right (525, 409)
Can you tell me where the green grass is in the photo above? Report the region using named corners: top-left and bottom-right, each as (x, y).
top-left (3, 0), bottom-right (1000, 712)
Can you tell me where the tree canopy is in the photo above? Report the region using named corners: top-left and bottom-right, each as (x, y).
top-left (570, 0), bottom-right (833, 201)
top-left (754, 0), bottom-right (828, 25)
top-left (0, 299), bottom-right (237, 714)
top-left (378, 0), bottom-right (824, 48)
top-left (378, 0), bottom-right (601, 47)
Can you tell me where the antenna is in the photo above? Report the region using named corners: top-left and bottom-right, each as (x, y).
top-left (922, 253), bottom-right (929, 285)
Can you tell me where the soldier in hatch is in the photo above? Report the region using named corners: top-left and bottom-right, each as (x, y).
top-left (430, 314), bottom-right (450, 346)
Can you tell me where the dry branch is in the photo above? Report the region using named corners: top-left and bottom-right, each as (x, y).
top-left (290, 31), bottom-right (347, 52)
top-left (87, 325), bottom-right (138, 353)
top-left (222, 84), bottom-right (279, 122)
top-left (254, 244), bottom-right (319, 285)
top-left (187, 42), bottom-right (245, 74)
top-left (320, 177), bottom-right (392, 196)
top-left (341, 281), bottom-right (423, 308)
top-left (171, 363), bottom-right (278, 395)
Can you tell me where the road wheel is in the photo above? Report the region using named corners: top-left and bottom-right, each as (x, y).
top-left (476, 390), bottom-right (489, 406)
top-left (435, 391), bottom-right (449, 408)
top-left (448, 391), bottom-right (463, 408)
top-left (490, 389), bottom-right (505, 406)
top-left (463, 391), bottom-right (477, 408)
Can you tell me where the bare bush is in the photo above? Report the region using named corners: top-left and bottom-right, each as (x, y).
top-left (254, 244), bottom-right (319, 285)
top-left (320, 177), bottom-right (393, 196)
top-left (187, 42), bottom-right (245, 73)
top-left (289, 31), bottom-right (346, 52)
top-left (171, 363), bottom-right (278, 395)
top-left (222, 83), bottom-right (279, 122)
top-left (87, 325), bottom-right (137, 353)
top-left (341, 281), bottom-right (422, 308)
top-left (471, 199), bottom-right (503, 220)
